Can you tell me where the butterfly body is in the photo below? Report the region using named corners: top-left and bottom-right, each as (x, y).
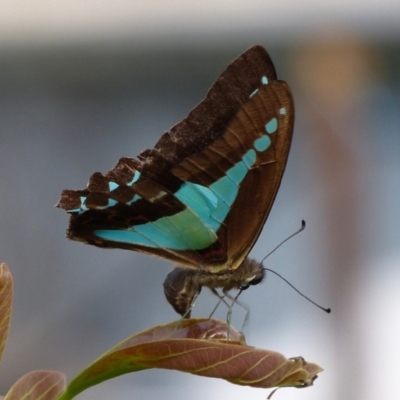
top-left (58, 45), bottom-right (294, 315)
top-left (164, 258), bottom-right (264, 317)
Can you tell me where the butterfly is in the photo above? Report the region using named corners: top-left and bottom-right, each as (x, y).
top-left (57, 45), bottom-right (294, 317)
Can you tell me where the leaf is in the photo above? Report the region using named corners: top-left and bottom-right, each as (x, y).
top-left (58, 319), bottom-right (322, 400)
top-left (0, 263), bottom-right (13, 364)
top-left (275, 357), bottom-right (323, 387)
top-left (4, 370), bottom-right (65, 400)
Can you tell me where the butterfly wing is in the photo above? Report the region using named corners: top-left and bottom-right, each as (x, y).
top-left (57, 45), bottom-right (294, 272)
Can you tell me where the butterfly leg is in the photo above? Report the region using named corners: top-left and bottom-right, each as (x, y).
top-left (208, 288), bottom-right (231, 318)
top-left (223, 290), bottom-right (251, 333)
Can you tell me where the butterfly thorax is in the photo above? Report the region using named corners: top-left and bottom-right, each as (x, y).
top-left (163, 257), bottom-right (265, 317)
top-left (197, 257), bottom-right (264, 291)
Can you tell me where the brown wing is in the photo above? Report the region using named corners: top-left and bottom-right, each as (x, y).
top-left (57, 45), bottom-right (293, 271)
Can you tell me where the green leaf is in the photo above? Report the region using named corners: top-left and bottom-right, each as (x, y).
top-left (57, 318), bottom-right (322, 400)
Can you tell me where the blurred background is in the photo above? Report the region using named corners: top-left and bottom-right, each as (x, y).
top-left (0, 1), bottom-right (399, 399)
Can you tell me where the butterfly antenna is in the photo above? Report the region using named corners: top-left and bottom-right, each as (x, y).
top-left (259, 220), bottom-right (330, 313)
top-left (260, 220), bottom-right (306, 265)
top-left (264, 268), bottom-right (331, 313)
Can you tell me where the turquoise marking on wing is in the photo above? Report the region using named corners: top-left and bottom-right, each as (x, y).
top-left (68, 180), bottom-right (136, 214)
top-left (249, 88), bottom-right (259, 98)
top-left (149, 191), bottom-right (167, 202)
top-left (128, 171), bottom-right (141, 186)
top-left (279, 107), bottom-right (286, 115)
top-left (265, 118), bottom-right (278, 134)
top-left (209, 176), bottom-right (238, 206)
top-left (243, 149), bottom-right (256, 168)
top-left (95, 208), bottom-right (217, 250)
top-left (68, 196), bottom-right (89, 214)
top-left (175, 182), bottom-right (222, 232)
top-left (87, 198), bottom-right (119, 211)
top-left (95, 229), bottom-right (157, 248)
top-left (254, 135), bottom-right (271, 152)
top-left (162, 209), bottom-right (217, 249)
top-left (204, 154), bottom-right (255, 226)
top-left (107, 199), bottom-right (118, 208)
top-left (227, 161), bottom-right (247, 184)
top-left (193, 183), bottom-right (218, 206)
top-left (207, 197), bottom-right (229, 227)
top-left (109, 181), bottom-right (119, 191)
top-left (126, 194), bottom-right (142, 205)
top-left (92, 138), bottom-right (270, 251)
top-left (175, 182), bottom-right (217, 223)
top-left (79, 197), bottom-right (89, 213)
top-left (149, 212), bottom-right (214, 250)
top-left (250, 75), bottom-right (269, 97)
top-left (133, 210), bottom-right (213, 250)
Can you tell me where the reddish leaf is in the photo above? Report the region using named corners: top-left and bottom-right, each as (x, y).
top-left (59, 319), bottom-right (322, 400)
top-left (4, 370), bottom-right (65, 400)
top-left (0, 263), bottom-right (13, 364)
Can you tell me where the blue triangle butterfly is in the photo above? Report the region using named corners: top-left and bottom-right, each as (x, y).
top-left (58, 45), bottom-right (294, 317)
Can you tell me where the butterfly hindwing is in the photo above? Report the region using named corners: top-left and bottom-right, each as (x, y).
top-left (58, 158), bottom-right (218, 267)
top-left (57, 45), bottom-right (294, 272)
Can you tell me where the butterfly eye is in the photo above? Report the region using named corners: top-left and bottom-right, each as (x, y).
top-left (248, 270), bottom-right (265, 286)
top-left (239, 268), bottom-right (265, 291)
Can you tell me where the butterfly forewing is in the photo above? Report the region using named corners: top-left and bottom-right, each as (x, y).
top-left (171, 79), bottom-right (293, 270)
